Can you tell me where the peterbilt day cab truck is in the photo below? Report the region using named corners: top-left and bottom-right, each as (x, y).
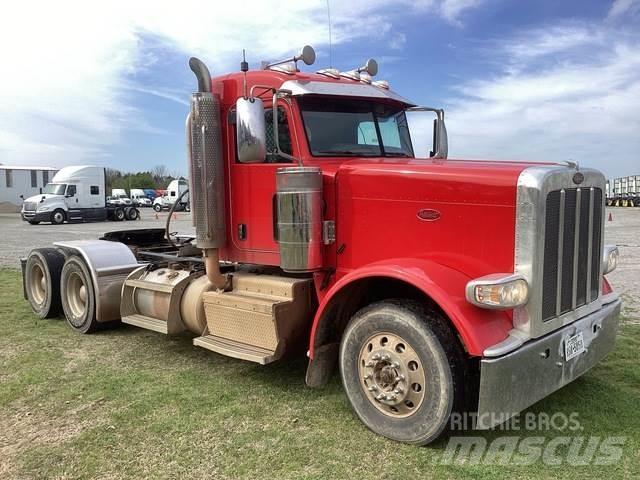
top-left (21, 166), bottom-right (139, 224)
top-left (21, 46), bottom-right (621, 444)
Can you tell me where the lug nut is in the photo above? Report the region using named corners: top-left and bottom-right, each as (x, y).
top-left (381, 354), bottom-right (391, 362)
top-left (363, 373), bottom-right (372, 380)
top-left (372, 353), bottom-right (381, 360)
top-left (387, 394), bottom-right (396, 401)
top-left (392, 362), bottom-right (400, 368)
top-left (365, 361), bottom-right (374, 367)
top-left (394, 388), bottom-right (403, 394)
top-left (394, 374), bottom-right (405, 382)
top-left (368, 385), bottom-right (378, 392)
top-left (376, 393), bottom-right (385, 400)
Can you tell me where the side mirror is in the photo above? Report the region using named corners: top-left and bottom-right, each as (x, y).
top-left (433, 118), bottom-right (448, 159)
top-left (236, 97), bottom-right (266, 163)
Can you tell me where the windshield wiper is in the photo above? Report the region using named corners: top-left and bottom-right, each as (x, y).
top-left (384, 152), bottom-right (412, 157)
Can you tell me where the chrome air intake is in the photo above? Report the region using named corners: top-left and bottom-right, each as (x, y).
top-left (187, 59), bottom-right (226, 250)
top-left (276, 166), bottom-right (323, 272)
top-left (513, 166), bottom-right (606, 338)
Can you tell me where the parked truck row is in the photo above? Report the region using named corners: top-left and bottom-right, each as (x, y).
top-left (21, 166), bottom-right (192, 224)
top-left (606, 175), bottom-right (640, 207)
top-left (20, 46), bottom-right (621, 445)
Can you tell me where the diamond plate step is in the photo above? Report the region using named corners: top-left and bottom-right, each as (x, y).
top-left (122, 314), bottom-right (168, 334)
top-left (193, 335), bottom-right (278, 365)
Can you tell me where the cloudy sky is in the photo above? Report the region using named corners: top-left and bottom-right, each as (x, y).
top-left (0, 0), bottom-right (638, 178)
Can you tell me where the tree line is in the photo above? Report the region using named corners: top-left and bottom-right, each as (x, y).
top-left (105, 165), bottom-right (184, 192)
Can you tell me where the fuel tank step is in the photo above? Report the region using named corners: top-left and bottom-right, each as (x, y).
top-left (193, 335), bottom-right (278, 364)
top-left (121, 314), bottom-right (168, 334)
top-left (196, 272), bottom-right (314, 364)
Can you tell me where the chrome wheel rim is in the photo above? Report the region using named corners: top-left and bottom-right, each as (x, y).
top-left (67, 271), bottom-right (87, 321)
top-left (29, 264), bottom-right (46, 305)
top-left (358, 332), bottom-right (426, 418)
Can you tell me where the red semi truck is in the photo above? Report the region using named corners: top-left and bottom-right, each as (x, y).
top-left (21, 46), bottom-right (621, 444)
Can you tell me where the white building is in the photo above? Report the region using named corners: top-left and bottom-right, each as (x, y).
top-left (0, 165), bottom-right (59, 212)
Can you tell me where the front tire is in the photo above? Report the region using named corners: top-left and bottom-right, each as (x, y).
top-left (51, 209), bottom-right (66, 225)
top-left (60, 256), bottom-right (99, 333)
top-left (24, 248), bottom-right (65, 318)
top-left (339, 300), bottom-right (466, 445)
top-left (153, 204), bottom-right (162, 212)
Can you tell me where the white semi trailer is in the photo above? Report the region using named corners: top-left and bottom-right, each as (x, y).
top-left (21, 166), bottom-right (140, 224)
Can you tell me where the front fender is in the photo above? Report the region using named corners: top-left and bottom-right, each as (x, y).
top-left (309, 258), bottom-right (513, 357)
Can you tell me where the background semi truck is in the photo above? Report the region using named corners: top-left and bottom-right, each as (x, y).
top-left (21, 47), bottom-right (621, 444)
top-left (21, 166), bottom-right (139, 224)
top-left (152, 178), bottom-right (189, 212)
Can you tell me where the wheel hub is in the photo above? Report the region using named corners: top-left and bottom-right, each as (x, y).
top-left (359, 332), bottom-right (426, 417)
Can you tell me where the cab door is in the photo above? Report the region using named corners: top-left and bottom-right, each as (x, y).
top-left (228, 99), bottom-right (297, 262)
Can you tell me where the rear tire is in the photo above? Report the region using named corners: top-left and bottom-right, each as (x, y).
top-left (114, 208), bottom-right (125, 221)
top-left (51, 209), bottom-right (66, 225)
top-left (126, 207), bottom-right (139, 220)
top-left (339, 299), bottom-right (466, 445)
top-left (24, 248), bottom-right (65, 318)
top-left (60, 256), bottom-right (99, 333)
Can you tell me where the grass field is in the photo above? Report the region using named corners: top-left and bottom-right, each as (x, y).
top-left (1, 268), bottom-right (639, 479)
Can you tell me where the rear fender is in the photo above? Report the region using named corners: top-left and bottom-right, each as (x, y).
top-left (53, 240), bottom-right (140, 322)
top-left (309, 258), bottom-right (513, 359)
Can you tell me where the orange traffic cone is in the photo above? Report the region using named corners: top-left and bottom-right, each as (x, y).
top-left (608, 212), bottom-right (613, 222)
top-left (155, 212), bottom-right (159, 220)
top-left (173, 212), bottom-right (177, 220)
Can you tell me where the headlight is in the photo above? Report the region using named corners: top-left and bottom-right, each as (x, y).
top-left (602, 245), bottom-right (619, 275)
top-left (466, 274), bottom-right (529, 309)
top-left (37, 206), bottom-right (50, 212)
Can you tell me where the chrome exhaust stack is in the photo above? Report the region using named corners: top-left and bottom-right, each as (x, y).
top-left (187, 57), bottom-right (230, 290)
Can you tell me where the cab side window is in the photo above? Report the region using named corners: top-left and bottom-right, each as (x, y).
top-left (265, 107), bottom-right (292, 163)
top-left (66, 185), bottom-right (77, 197)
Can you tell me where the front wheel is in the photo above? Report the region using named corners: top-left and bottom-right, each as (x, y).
top-left (51, 209), bottom-right (66, 225)
top-left (153, 204), bottom-right (162, 212)
top-left (339, 300), bottom-right (466, 445)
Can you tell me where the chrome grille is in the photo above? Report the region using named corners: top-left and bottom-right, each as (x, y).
top-left (23, 201), bottom-right (37, 211)
top-left (541, 187), bottom-right (602, 321)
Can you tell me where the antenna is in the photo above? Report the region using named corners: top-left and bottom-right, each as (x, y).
top-left (326, 0), bottom-right (333, 68)
top-left (241, 49), bottom-right (249, 98)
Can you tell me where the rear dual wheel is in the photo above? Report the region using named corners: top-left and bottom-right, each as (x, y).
top-left (340, 300), bottom-right (466, 445)
top-left (25, 248), bottom-right (65, 318)
top-left (60, 256), bottom-right (99, 333)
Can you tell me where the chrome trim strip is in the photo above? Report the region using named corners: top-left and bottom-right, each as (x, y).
top-left (556, 189), bottom-right (565, 316)
top-left (572, 188), bottom-right (581, 310)
top-left (586, 188), bottom-right (594, 302)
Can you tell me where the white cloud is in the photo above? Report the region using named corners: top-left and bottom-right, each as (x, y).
top-left (440, 0), bottom-right (484, 26)
top-left (436, 22), bottom-right (640, 177)
top-left (607, 0), bottom-right (640, 19)
top-left (0, 0), bottom-right (479, 170)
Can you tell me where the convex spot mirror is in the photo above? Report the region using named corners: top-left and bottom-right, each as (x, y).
top-left (236, 97), bottom-right (267, 163)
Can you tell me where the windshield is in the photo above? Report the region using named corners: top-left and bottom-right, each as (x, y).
top-left (42, 183), bottom-right (66, 195)
top-left (299, 97), bottom-right (414, 157)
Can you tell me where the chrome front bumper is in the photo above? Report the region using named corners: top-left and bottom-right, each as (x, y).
top-left (476, 295), bottom-right (621, 429)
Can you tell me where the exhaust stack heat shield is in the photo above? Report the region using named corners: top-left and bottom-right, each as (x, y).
top-left (188, 92), bottom-right (226, 249)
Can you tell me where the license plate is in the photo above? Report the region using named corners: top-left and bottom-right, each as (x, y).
top-left (565, 332), bottom-right (585, 361)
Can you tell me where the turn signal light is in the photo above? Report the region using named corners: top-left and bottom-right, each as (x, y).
top-left (602, 245), bottom-right (619, 275)
top-left (466, 274), bottom-right (529, 309)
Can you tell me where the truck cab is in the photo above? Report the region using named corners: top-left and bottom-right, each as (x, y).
top-left (21, 166), bottom-right (106, 224)
top-left (21, 47), bottom-right (621, 445)
top-left (152, 178), bottom-right (189, 212)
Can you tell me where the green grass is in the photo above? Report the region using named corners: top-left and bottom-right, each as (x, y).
top-left (1, 268), bottom-right (638, 479)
